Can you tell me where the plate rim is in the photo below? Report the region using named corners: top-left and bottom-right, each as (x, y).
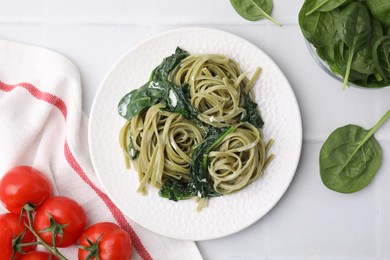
top-left (89, 26), bottom-right (303, 240)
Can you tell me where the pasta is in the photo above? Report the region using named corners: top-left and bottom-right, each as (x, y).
top-left (120, 103), bottom-right (203, 193)
top-left (118, 48), bottom-right (273, 211)
top-left (170, 54), bottom-right (262, 127)
top-left (209, 122), bottom-right (273, 194)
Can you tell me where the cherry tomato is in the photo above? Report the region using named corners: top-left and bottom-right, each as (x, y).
top-left (0, 213), bottom-right (37, 259)
top-left (0, 222), bottom-right (14, 260)
top-left (20, 251), bottom-right (58, 260)
top-left (78, 222), bottom-right (132, 260)
top-left (0, 166), bottom-right (52, 214)
top-left (33, 196), bottom-right (86, 248)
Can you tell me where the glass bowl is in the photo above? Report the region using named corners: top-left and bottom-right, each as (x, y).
top-left (305, 40), bottom-right (389, 89)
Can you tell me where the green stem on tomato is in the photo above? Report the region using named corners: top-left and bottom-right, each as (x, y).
top-left (25, 210), bottom-right (68, 260)
top-left (18, 241), bottom-right (40, 247)
top-left (51, 226), bottom-right (57, 255)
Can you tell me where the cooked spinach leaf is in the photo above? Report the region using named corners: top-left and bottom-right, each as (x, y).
top-left (118, 48), bottom-right (197, 120)
top-left (128, 132), bottom-right (138, 160)
top-left (190, 126), bottom-right (234, 198)
top-left (163, 82), bottom-right (198, 119)
top-left (230, 0), bottom-right (282, 26)
top-left (159, 178), bottom-right (195, 201)
top-left (151, 47), bottom-right (189, 82)
top-left (319, 109), bottom-right (390, 193)
top-left (118, 81), bottom-right (163, 119)
top-left (241, 91), bottom-right (264, 128)
top-left (118, 81), bottom-right (197, 120)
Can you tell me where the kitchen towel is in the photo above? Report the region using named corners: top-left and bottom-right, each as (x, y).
top-left (0, 39), bottom-right (203, 260)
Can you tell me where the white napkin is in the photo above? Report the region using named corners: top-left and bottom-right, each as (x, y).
top-left (0, 39), bottom-right (203, 260)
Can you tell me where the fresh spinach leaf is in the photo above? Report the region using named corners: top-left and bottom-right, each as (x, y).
top-left (299, 3), bottom-right (339, 47)
top-left (151, 47), bottom-right (189, 82)
top-left (305, 0), bottom-right (349, 16)
top-left (361, 79), bottom-right (390, 88)
top-left (241, 91), bottom-right (264, 128)
top-left (370, 16), bottom-right (385, 44)
top-left (350, 17), bottom-right (383, 75)
top-left (349, 17), bottom-right (384, 75)
top-left (338, 2), bottom-right (371, 88)
top-left (316, 29), bottom-right (342, 63)
top-left (328, 39), bottom-right (347, 75)
top-left (319, 109), bottom-right (390, 193)
top-left (372, 36), bottom-right (390, 82)
top-left (350, 49), bottom-right (376, 75)
top-left (367, 0), bottom-right (390, 25)
top-left (230, 0), bottom-right (282, 26)
top-left (330, 45), bottom-right (372, 87)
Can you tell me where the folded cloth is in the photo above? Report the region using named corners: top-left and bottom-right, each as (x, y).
top-left (0, 39), bottom-right (203, 260)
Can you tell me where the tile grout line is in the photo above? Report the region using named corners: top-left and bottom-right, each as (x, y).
top-left (303, 137), bottom-right (390, 143)
top-left (374, 93), bottom-right (383, 258)
top-left (265, 213), bottom-right (270, 259)
top-left (0, 18), bottom-right (299, 27)
top-left (42, 0), bottom-right (49, 48)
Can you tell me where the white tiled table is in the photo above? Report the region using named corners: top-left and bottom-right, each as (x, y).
top-left (1, 1), bottom-right (390, 259)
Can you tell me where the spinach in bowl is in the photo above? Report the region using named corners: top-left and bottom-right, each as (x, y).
top-left (299, 0), bottom-right (390, 89)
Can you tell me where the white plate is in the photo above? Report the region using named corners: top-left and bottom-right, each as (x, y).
top-left (89, 27), bottom-right (302, 241)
